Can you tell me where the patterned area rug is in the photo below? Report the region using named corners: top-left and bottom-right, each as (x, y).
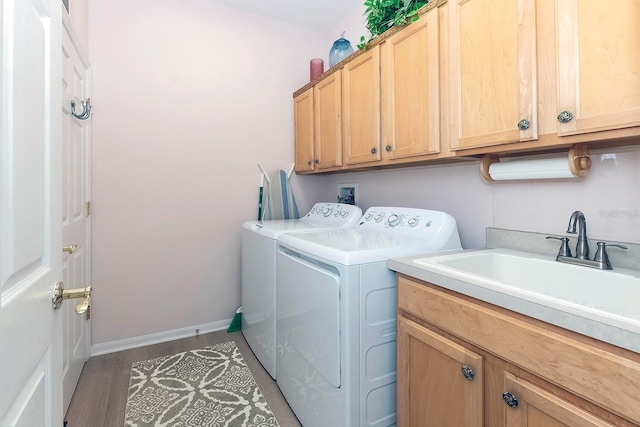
top-left (124, 341), bottom-right (279, 427)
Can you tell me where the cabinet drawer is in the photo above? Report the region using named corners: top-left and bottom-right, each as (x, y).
top-left (397, 275), bottom-right (640, 424)
top-left (503, 372), bottom-right (616, 426)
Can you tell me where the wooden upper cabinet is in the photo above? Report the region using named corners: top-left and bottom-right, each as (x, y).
top-left (343, 45), bottom-right (381, 165)
top-left (293, 88), bottom-right (314, 172)
top-left (293, 2), bottom-right (640, 173)
top-left (450, 0), bottom-right (537, 150)
top-left (314, 72), bottom-right (342, 170)
top-left (383, 6), bottom-right (440, 159)
top-left (397, 316), bottom-right (483, 427)
top-left (556, 0), bottom-right (640, 136)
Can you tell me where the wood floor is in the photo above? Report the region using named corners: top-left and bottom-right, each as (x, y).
top-left (64, 331), bottom-right (301, 427)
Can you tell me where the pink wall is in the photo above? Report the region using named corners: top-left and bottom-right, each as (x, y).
top-left (89, 0), bottom-right (640, 347)
top-left (88, 0), bottom-right (325, 345)
top-left (67, 0), bottom-right (89, 53)
top-left (312, 148), bottom-right (640, 249)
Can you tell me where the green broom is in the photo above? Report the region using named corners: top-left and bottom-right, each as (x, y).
top-left (227, 306), bottom-right (242, 332)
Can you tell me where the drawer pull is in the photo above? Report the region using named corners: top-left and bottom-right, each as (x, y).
top-left (461, 365), bottom-right (475, 380)
top-left (502, 392), bottom-right (519, 408)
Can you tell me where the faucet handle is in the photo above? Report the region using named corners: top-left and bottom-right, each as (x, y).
top-left (546, 236), bottom-right (572, 258)
top-left (593, 241), bottom-right (627, 270)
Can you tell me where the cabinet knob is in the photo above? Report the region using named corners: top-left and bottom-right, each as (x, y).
top-left (502, 392), bottom-right (519, 408)
top-left (557, 110), bottom-right (574, 123)
top-left (385, 145), bottom-right (392, 152)
top-left (461, 365), bottom-right (475, 380)
top-left (307, 160), bottom-right (312, 166)
top-left (371, 147), bottom-right (377, 154)
top-left (314, 159), bottom-right (319, 164)
top-left (517, 119), bottom-right (531, 130)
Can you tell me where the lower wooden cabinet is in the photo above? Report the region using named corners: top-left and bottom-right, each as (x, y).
top-left (397, 316), bottom-right (483, 427)
top-left (397, 275), bottom-right (640, 427)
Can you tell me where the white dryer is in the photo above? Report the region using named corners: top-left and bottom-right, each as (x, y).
top-left (241, 203), bottom-right (362, 379)
top-left (276, 207), bottom-right (461, 427)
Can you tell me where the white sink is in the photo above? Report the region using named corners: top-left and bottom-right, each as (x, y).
top-left (413, 249), bottom-right (640, 332)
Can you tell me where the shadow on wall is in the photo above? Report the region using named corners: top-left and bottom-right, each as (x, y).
top-left (298, 147), bottom-right (640, 248)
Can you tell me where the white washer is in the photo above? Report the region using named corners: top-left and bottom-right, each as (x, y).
top-left (276, 207), bottom-right (461, 427)
top-left (241, 202), bottom-right (362, 379)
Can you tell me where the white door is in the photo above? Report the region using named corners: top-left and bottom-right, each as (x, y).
top-left (0, 0), bottom-right (63, 425)
top-left (61, 11), bottom-right (91, 415)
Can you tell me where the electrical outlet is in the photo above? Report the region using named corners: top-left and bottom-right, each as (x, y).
top-left (337, 183), bottom-right (358, 206)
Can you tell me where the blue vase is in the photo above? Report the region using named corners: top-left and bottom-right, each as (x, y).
top-left (329, 37), bottom-right (354, 67)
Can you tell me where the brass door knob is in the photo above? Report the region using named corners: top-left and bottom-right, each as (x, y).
top-left (63, 245), bottom-right (79, 254)
top-left (52, 281), bottom-right (92, 314)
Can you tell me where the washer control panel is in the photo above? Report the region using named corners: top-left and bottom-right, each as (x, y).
top-left (303, 203), bottom-right (362, 228)
top-left (357, 207), bottom-right (451, 238)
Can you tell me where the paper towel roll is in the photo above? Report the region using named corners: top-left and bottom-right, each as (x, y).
top-left (488, 158), bottom-right (576, 180)
top-left (480, 144), bottom-right (591, 181)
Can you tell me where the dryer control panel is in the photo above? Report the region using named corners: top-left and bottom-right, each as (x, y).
top-left (302, 203), bottom-right (362, 228)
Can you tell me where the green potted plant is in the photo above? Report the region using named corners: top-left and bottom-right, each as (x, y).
top-left (358, 0), bottom-right (428, 49)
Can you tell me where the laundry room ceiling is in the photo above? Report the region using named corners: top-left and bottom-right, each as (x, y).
top-left (211, 0), bottom-right (360, 30)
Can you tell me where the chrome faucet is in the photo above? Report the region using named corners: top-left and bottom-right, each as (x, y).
top-left (566, 210), bottom-right (589, 260)
top-left (546, 210), bottom-right (628, 270)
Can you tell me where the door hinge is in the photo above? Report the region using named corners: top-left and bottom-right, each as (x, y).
top-left (85, 201), bottom-right (91, 217)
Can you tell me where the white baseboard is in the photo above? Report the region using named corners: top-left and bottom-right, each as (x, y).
top-left (90, 317), bottom-right (233, 357)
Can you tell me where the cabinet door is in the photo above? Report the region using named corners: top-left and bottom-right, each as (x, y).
top-left (502, 373), bottom-right (615, 427)
top-left (343, 45), bottom-right (381, 164)
top-left (293, 88), bottom-right (314, 172)
top-left (314, 72), bottom-right (342, 169)
top-left (384, 7), bottom-right (440, 159)
top-left (450, 0), bottom-right (537, 150)
top-left (556, 0), bottom-right (640, 136)
top-left (397, 316), bottom-right (483, 427)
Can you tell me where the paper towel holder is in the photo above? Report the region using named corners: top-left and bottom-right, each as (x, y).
top-left (480, 144), bottom-right (592, 182)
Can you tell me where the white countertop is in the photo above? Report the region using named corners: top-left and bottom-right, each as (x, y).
top-left (387, 251), bottom-right (640, 354)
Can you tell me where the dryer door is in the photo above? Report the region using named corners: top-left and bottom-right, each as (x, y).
top-left (277, 247), bottom-right (341, 388)
top-left (241, 228), bottom-right (277, 379)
